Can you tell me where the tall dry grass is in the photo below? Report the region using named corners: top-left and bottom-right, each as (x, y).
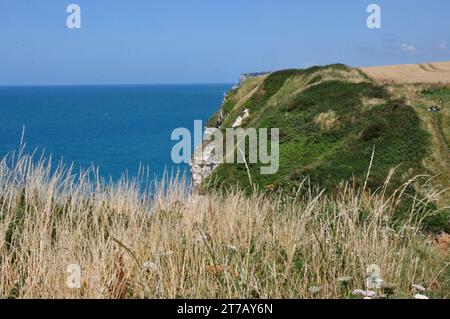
top-left (0, 147), bottom-right (448, 299)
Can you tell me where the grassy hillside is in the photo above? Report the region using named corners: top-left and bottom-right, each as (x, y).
top-left (202, 64), bottom-right (449, 231)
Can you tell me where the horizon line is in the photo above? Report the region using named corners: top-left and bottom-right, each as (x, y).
top-left (0, 82), bottom-right (235, 87)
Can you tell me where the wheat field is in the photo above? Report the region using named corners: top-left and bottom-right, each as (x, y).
top-left (0, 147), bottom-right (448, 299)
top-left (360, 61), bottom-right (450, 84)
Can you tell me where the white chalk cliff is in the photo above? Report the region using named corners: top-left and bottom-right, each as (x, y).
top-left (190, 128), bottom-right (222, 187)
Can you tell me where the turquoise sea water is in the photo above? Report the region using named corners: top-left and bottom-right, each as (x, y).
top-left (0, 84), bottom-right (231, 181)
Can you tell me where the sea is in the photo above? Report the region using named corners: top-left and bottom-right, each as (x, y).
top-left (0, 84), bottom-right (231, 182)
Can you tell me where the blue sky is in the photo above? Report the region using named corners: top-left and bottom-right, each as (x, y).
top-left (0, 0), bottom-right (449, 85)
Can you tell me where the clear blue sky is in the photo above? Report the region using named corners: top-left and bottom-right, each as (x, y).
top-left (1, 0), bottom-right (449, 85)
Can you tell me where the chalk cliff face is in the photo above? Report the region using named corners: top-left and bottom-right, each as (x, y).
top-left (190, 72), bottom-right (268, 187)
top-left (190, 128), bottom-right (221, 187)
top-left (231, 108), bottom-right (250, 128)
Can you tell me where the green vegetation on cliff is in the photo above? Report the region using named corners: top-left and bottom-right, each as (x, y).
top-left (207, 65), bottom-right (429, 191)
top-left (202, 64), bottom-right (450, 232)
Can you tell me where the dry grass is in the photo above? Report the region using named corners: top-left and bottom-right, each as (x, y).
top-left (319, 68), bottom-right (368, 84)
top-left (361, 97), bottom-right (386, 111)
top-left (314, 111), bottom-right (340, 132)
top-left (230, 76), bottom-right (267, 114)
top-left (266, 75), bottom-right (310, 109)
top-left (0, 148), bottom-right (448, 299)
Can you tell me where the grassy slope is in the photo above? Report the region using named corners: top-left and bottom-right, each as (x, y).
top-left (207, 65), bottom-right (427, 190)
top-left (414, 86), bottom-right (450, 232)
top-left (380, 82), bottom-right (450, 231)
top-left (420, 86), bottom-right (450, 180)
top-left (204, 64), bottom-right (449, 232)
